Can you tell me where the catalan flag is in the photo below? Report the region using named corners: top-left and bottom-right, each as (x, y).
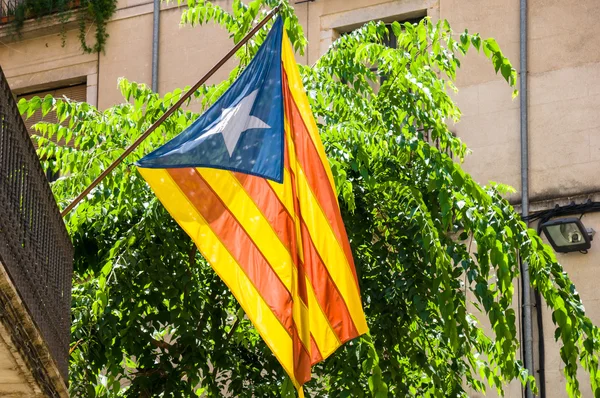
top-left (136, 17), bottom-right (368, 394)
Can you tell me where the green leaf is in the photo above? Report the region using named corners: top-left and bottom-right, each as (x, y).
top-left (501, 62), bottom-right (512, 83)
top-left (42, 95), bottom-right (54, 116)
top-left (471, 35), bottom-right (481, 50)
top-left (17, 98), bottom-right (28, 115)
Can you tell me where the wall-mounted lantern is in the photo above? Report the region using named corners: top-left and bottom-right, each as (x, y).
top-left (540, 218), bottom-right (595, 253)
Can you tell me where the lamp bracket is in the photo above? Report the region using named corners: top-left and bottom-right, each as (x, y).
top-left (587, 228), bottom-right (595, 241)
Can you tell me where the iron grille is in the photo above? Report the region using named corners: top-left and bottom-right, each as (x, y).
top-left (0, 65), bottom-right (73, 380)
top-left (0, 0), bottom-right (81, 24)
top-left (1, 0), bottom-right (25, 23)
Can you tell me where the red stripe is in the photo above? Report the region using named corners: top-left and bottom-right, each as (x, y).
top-left (167, 168), bottom-right (294, 333)
top-left (168, 168), bottom-right (311, 382)
top-left (233, 166), bottom-right (360, 345)
top-left (281, 68), bottom-right (359, 287)
top-left (310, 335), bottom-right (323, 365)
top-left (300, 220), bottom-right (360, 343)
top-left (285, 162), bottom-right (312, 384)
top-left (292, 323), bottom-right (312, 384)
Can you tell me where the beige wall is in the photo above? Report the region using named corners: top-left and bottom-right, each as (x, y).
top-left (98, 1), bottom-right (238, 109)
top-left (443, 0), bottom-right (521, 200)
top-left (446, 0), bottom-right (600, 204)
top-left (2, 0), bottom-right (600, 396)
top-left (445, 0), bottom-right (600, 396)
top-left (0, 25), bottom-right (97, 103)
top-left (0, 263), bottom-right (69, 398)
top-left (527, 0), bottom-right (600, 202)
top-left (0, 330), bottom-right (41, 397)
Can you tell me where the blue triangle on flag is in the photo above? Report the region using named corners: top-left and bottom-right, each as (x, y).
top-left (136, 17), bottom-right (284, 183)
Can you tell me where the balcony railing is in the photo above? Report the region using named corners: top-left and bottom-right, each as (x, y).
top-left (0, 65), bottom-right (73, 380)
top-left (0, 0), bottom-right (81, 25)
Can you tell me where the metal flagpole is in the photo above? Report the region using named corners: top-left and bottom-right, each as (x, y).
top-left (61, 5), bottom-right (281, 218)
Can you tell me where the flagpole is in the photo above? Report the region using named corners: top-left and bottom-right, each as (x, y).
top-left (61, 5), bottom-right (281, 218)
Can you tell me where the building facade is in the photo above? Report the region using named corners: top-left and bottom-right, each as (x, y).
top-left (1, 0), bottom-right (599, 396)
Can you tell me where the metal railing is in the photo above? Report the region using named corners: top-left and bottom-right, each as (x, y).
top-left (0, 65), bottom-right (73, 380)
top-left (0, 0), bottom-right (25, 23)
top-left (0, 0), bottom-right (81, 24)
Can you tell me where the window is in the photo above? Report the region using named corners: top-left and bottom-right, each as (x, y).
top-left (18, 83), bottom-right (87, 138)
top-left (381, 17), bottom-right (424, 49)
top-left (339, 16), bottom-right (424, 86)
top-left (339, 16), bottom-right (424, 48)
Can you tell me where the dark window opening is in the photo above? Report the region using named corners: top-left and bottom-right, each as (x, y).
top-left (382, 17), bottom-right (424, 49)
top-left (45, 160), bottom-right (60, 182)
top-left (17, 82), bottom-right (87, 182)
top-left (339, 16), bottom-right (425, 86)
top-left (17, 82), bottom-right (86, 147)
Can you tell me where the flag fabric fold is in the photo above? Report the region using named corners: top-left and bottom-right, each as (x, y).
top-left (136, 17), bottom-right (368, 394)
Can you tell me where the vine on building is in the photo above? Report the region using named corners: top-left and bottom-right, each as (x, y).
top-left (4, 0), bottom-right (117, 53)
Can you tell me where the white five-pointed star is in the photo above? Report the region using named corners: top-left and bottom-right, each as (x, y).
top-left (197, 89), bottom-right (270, 156)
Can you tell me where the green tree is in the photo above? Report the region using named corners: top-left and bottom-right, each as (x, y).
top-left (18, 1), bottom-right (600, 396)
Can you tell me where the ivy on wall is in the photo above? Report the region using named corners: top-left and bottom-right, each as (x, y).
top-left (5, 0), bottom-right (118, 53)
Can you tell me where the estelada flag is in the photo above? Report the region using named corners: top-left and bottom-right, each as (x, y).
top-left (136, 17), bottom-right (368, 394)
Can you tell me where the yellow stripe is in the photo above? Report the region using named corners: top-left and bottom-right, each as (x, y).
top-left (286, 122), bottom-right (306, 268)
top-left (305, 278), bottom-right (342, 359)
top-left (137, 167), bottom-right (297, 383)
top-left (268, 168), bottom-right (295, 217)
top-left (292, 269), bottom-right (311, 353)
top-left (295, 166), bottom-right (369, 334)
top-left (197, 168), bottom-right (294, 292)
top-left (281, 31), bottom-right (336, 190)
